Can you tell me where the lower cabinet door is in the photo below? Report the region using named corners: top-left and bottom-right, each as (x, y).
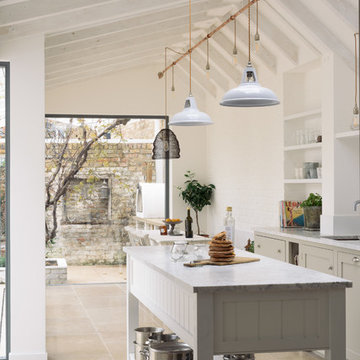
top-left (254, 235), bottom-right (286, 262)
top-left (299, 244), bottom-right (335, 275)
top-left (338, 252), bottom-right (360, 360)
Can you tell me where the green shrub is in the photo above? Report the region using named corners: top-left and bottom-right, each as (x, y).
top-left (300, 193), bottom-right (322, 207)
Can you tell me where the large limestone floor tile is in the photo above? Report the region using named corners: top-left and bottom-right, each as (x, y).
top-left (47, 334), bottom-right (110, 360)
top-left (103, 337), bottom-right (127, 360)
top-left (46, 303), bottom-right (88, 320)
top-left (73, 283), bottom-right (123, 297)
top-left (46, 317), bottom-right (96, 336)
top-left (77, 294), bottom-right (126, 309)
top-left (67, 265), bottom-right (126, 284)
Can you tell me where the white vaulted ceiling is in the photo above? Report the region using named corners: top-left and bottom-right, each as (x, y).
top-left (0, 0), bottom-right (357, 90)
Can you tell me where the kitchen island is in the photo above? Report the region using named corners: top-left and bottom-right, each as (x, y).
top-left (125, 246), bottom-right (351, 360)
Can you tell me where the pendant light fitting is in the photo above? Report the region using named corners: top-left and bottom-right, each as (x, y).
top-left (351, 32), bottom-right (359, 130)
top-left (169, 0), bottom-right (213, 126)
top-left (220, 0), bottom-right (279, 107)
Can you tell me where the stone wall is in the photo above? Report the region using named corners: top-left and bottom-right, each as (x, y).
top-left (46, 142), bottom-right (157, 265)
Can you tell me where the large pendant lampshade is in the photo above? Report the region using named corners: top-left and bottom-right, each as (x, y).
top-left (220, 63), bottom-right (279, 107)
top-left (220, 0), bottom-right (279, 108)
top-left (169, 0), bottom-right (213, 126)
top-left (169, 95), bottom-right (212, 126)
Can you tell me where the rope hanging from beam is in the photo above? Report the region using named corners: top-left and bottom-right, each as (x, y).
top-left (157, 0), bottom-right (259, 79)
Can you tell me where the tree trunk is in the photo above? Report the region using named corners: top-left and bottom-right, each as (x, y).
top-left (195, 210), bottom-right (200, 235)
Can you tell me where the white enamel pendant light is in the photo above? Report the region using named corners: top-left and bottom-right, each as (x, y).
top-left (220, 0), bottom-right (280, 107)
top-left (169, 0), bottom-right (213, 126)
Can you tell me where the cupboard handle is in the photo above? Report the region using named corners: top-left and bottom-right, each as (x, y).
top-left (328, 266), bottom-right (333, 271)
top-left (277, 249), bottom-right (281, 253)
top-left (353, 257), bottom-right (360, 263)
top-left (257, 244), bottom-right (261, 248)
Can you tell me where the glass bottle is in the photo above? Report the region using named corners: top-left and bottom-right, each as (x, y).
top-left (224, 206), bottom-right (235, 242)
top-left (185, 207), bottom-right (193, 238)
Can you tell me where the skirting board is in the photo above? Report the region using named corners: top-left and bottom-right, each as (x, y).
top-left (9, 352), bottom-right (47, 360)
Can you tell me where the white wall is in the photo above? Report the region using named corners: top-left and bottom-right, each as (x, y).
top-left (46, 65), bottom-right (209, 232)
top-left (1, 36), bottom-right (47, 360)
top-left (205, 71), bottom-right (283, 248)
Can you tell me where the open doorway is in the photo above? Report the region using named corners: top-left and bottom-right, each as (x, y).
top-left (45, 114), bottom-right (169, 360)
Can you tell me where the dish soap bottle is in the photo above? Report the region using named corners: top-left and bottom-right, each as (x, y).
top-left (185, 207), bottom-right (193, 238)
top-left (224, 206), bottom-right (235, 242)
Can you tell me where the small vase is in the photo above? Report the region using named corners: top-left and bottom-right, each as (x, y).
top-left (303, 206), bottom-right (322, 231)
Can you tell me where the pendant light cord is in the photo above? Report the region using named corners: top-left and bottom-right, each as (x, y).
top-left (256, 1), bottom-right (259, 35)
top-left (355, 33), bottom-right (358, 109)
top-left (248, 0), bottom-right (251, 63)
top-left (164, 48), bottom-right (168, 116)
top-left (189, 0), bottom-right (192, 95)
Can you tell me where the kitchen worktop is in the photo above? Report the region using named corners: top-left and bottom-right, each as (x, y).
top-left (124, 246), bottom-right (351, 293)
top-left (255, 227), bottom-right (360, 253)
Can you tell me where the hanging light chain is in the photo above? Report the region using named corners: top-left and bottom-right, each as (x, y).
top-left (248, 0), bottom-right (251, 64)
top-left (354, 32), bottom-right (359, 114)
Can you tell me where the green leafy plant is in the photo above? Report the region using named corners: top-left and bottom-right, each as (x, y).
top-left (177, 171), bottom-right (215, 235)
top-left (300, 193), bottom-right (322, 207)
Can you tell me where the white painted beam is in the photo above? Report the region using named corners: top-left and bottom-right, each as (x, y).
top-left (45, 54), bottom-right (161, 86)
top-left (0, 0), bottom-right (116, 26)
top-left (45, 13), bottom-right (205, 59)
top-left (180, 57), bottom-right (217, 98)
top-left (276, 0), bottom-right (354, 71)
top-left (323, 0), bottom-right (358, 30)
top-left (45, 0), bottom-right (223, 48)
top-left (0, 0), bottom-right (220, 41)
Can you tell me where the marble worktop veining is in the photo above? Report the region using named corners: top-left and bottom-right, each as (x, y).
top-left (255, 227), bottom-right (360, 253)
top-left (124, 246), bottom-right (351, 293)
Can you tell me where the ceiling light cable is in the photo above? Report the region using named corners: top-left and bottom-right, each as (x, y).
top-left (233, 18), bottom-right (238, 65)
top-left (206, 38), bottom-right (210, 79)
top-left (255, 0), bottom-right (260, 52)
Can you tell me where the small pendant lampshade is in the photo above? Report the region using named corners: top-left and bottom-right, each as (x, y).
top-left (220, 63), bottom-right (279, 107)
top-left (152, 128), bottom-right (180, 160)
top-left (169, 95), bottom-right (213, 126)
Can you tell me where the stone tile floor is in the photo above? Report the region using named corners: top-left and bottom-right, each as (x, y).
top-left (46, 266), bottom-right (321, 360)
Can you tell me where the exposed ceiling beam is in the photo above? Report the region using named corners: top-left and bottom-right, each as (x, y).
top-left (0, 0), bottom-right (116, 26)
top-left (45, 13), bottom-right (205, 59)
top-left (0, 0), bottom-right (28, 7)
top-left (178, 57), bottom-right (217, 98)
top-left (46, 53), bottom-right (161, 84)
top-left (323, 0), bottom-right (358, 30)
top-left (45, 0), bottom-right (224, 48)
top-left (249, 7), bottom-right (298, 64)
top-left (0, 0), bottom-right (221, 40)
top-left (275, 0), bottom-right (354, 70)
top-left (219, 11), bottom-right (277, 73)
top-left (46, 46), bottom-right (164, 75)
top-left (46, 31), bottom-right (183, 67)
top-left (45, 27), bottom-right (187, 60)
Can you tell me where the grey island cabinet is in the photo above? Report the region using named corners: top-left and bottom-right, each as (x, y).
top-left (125, 246), bottom-right (351, 360)
top-left (254, 227), bottom-right (360, 360)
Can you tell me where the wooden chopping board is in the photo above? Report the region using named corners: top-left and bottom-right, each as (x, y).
top-left (183, 256), bottom-right (260, 267)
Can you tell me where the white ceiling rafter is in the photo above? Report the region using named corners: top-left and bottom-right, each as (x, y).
top-left (45, 1), bottom-right (227, 48)
top-left (274, 0), bottom-right (354, 71)
top-left (322, 0), bottom-right (358, 31)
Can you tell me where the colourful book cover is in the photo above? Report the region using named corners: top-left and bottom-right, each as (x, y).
top-left (283, 200), bottom-right (304, 227)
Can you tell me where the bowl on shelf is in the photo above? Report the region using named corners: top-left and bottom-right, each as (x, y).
top-left (163, 219), bottom-right (182, 235)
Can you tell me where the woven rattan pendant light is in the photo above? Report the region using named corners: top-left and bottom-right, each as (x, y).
top-left (152, 48), bottom-right (181, 160)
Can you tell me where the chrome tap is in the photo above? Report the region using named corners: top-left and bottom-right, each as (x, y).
top-left (354, 200), bottom-right (360, 211)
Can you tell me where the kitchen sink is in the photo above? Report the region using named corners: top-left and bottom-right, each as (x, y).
top-left (323, 235), bottom-right (360, 241)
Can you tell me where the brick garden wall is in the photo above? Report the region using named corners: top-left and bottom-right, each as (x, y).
top-left (46, 142), bottom-right (156, 265)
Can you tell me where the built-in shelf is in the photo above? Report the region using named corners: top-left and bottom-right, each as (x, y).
top-left (284, 179), bottom-right (322, 184)
top-left (284, 143), bottom-right (322, 151)
top-left (335, 131), bottom-right (359, 139)
top-left (284, 109), bottom-right (321, 122)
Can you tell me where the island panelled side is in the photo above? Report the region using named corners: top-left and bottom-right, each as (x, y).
top-left (254, 228), bottom-right (360, 360)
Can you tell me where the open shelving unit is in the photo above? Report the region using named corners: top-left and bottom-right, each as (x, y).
top-left (283, 60), bottom-right (323, 201)
top-left (335, 130), bottom-right (359, 139)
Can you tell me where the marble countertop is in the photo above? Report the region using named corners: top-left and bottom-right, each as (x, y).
top-left (124, 246), bottom-right (351, 293)
top-left (255, 227), bottom-right (360, 253)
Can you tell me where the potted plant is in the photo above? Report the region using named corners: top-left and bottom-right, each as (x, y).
top-left (300, 193), bottom-right (322, 231)
top-left (177, 171), bottom-right (215, 235)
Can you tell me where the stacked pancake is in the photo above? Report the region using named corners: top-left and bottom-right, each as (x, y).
top-left (208, 231), bottom-right (235, 263)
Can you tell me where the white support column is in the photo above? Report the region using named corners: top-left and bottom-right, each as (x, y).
top-left (0, 35), bottom-right (47, 360)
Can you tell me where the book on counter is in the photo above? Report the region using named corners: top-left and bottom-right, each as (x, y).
top-left (279, 200), bottom-right (304, 228)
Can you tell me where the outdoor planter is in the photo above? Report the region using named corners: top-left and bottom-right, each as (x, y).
top-left (45, 258), bottom-right (67, 285)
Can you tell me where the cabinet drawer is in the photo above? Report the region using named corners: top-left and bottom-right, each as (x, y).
top-left (299, 244), bottom-right (335, 275)
top-left (254, 235), bottom-right (286, 261)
